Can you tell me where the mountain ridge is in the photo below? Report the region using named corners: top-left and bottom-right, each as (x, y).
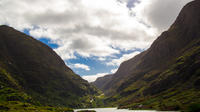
top-left (0, 25), bottom-right (98, 109)
top-left (93, 0), bottom-right (200, 110)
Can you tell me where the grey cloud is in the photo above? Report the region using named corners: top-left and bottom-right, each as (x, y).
top-left (70, 38), bottom-right (94, 50)
top-left (2, 0), bottom-right (186, 60)
top-left (54, 24), bottom-right (149, 42)
top-left (138, 0), bottom-right (193, 32)
top-left (24, 10), bottom-right (88, 26)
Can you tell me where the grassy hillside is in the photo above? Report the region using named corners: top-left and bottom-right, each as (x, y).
top-left (113, 40), bottom-right (200, 110)
top-left (0, 66), bottom-right (74, 112)
top-left (93, 0), bottom-right (200, 111)
top-left (0, 25), bottom-right (100, 110)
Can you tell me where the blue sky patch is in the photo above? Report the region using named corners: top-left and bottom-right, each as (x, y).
top-left (39, 38), bottom-right (59, 49)
top-left (22, 28), bottom-right (143, 77)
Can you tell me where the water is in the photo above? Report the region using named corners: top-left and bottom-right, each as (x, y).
top-left (74, 108), bottom-right (179, 112)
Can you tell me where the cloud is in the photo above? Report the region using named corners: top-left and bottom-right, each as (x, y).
top-left (0, 0), bottom-right (157, 61)
top-left (82, 72), bottom-right (109, 82)
top-left (107, 51), bottom-right (141, 66)
top-left (0, 0), bottom-right (193, 76)
top-left (111, 68), bottom-right (118, 74)
top-left (133, 0), bottom-right (193, 32)
top-left (73, 63), bottom-right (90, 71)
top-left (98, 57), bottom-right (106, 61)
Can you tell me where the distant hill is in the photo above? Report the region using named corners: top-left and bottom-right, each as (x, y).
top-left (92, 74), bottom-right (113, 92)
top-left (93, 0), bottom-right (200, 110)
top-left (0, 25), bottom-right (98, 109)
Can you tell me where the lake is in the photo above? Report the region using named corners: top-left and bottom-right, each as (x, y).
top-left (74, 108), bottom-right (179, 112)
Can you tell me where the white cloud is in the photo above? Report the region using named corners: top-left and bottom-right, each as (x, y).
top-left (54, 35), bottom-right (119, 59)
top-left (111, 68), bottom-right (118, 74)
top-left (107, 51), bottom-right (141, 66)
top-left (73, 63), bottom-right (90, 71)
top-left (98, 57), bottom-right (106, 61)
top-left (29, 28), bottom-right (56, 39)
top-left (82, 72), bottom-right (109, 82)
top-left (0, 0), bottom-right (157, 61)
top-left (0, 0), bottom-right (193, 76)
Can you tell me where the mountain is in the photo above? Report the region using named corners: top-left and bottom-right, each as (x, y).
top-left (0, 25), bottom-right (98, 110)
top-left (93, 0), bottom-right (200, 110)
top-left (92, 74), bottom-right (113, 93)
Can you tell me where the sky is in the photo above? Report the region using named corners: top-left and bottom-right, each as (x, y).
top-left (0, 0), bottom-right (193, 82)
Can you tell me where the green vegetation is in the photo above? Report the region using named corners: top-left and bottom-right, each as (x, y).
top-left (0, 101), bottom-right (74, 112)
top-left (93, 0), bottom-right (200, 111)
top-left (0, 25), bottom-right (100, 111)
top-left (113, 45), bottom-right (200, 111)
top-left (1, 0), bottom-right (200, 111)
top-left (0, 66), bottom-right (74, 111)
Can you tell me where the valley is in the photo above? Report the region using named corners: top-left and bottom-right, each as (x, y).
top-left (0, 0), bottom-right (200, 112)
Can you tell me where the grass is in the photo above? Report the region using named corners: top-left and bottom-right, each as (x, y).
top-left (0, 66), bottom-right (76, 112)
top-left (0, 101), bottom-right (74, 112)
top-left (105, 44), bottom-right (200, 111)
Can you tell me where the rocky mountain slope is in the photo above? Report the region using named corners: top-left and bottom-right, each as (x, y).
top-left (0, 25), bottom-right (98, 109)
top-left (93, 0), bottom-right (200, 110)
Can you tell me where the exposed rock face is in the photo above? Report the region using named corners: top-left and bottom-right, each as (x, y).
top-left (93, 0), bottom-right (200, 110)
top-left (0, 25), bottom-right (97, 107)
